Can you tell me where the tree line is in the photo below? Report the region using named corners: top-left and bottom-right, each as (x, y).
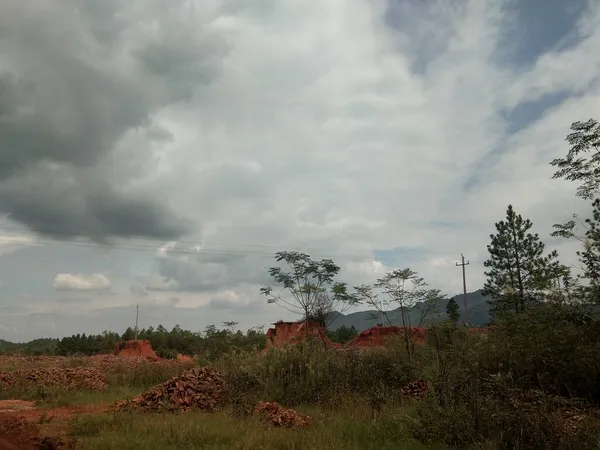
top-left (0, 322), bottom-right (358, 358)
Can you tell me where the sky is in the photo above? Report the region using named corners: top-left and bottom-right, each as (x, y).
top-left (0, 0), bottom-right (599, 342)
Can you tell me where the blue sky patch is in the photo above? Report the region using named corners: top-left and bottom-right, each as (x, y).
top-left (499, 0), bottom-right (588, 68)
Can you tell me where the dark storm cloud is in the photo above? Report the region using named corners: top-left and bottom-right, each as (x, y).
top-left (0, 164), bottom-right (191, 240)
top-left (0, 1), bottom-right (227, 240)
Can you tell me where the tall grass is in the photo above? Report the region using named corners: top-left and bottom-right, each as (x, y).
top-left (68, 404), bottom-right (441, 450)
top-left (105, 360), bottom-right (193, 388)
top-left (215, 339), bottom-right (417, 409)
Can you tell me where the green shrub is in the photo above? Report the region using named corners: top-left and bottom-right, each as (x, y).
top-left (411, 378), bottom-right (600, 449)
top-left (214, 341), bottom-right (416, 407)
top-left (473, 305), bottom-right (600, 404)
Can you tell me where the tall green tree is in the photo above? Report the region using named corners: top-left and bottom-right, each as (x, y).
top-left (260, 251), bottom-right (356, 332)
top-left (549, 118), bottom-right (600, 303)
top-left (550, 118), bottom-right (600, 200)
top-left (445, 298), bottom-right (460, 325)
top-left (121, 327), bottom-right (135, 341)
top-left (483, 205), bottom-right (560, 316)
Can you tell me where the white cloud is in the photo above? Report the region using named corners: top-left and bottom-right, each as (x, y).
top-left (0, 232), bottom-right (39, 256)
top-left (52, 273), bottom-right (112, 292)
top-left (140, 274), bottom-right (179, 291)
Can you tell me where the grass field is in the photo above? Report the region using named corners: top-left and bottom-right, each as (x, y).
top-left (68, 404), bottom-right (442, 450)
top-left (0, 352), bottom-right (448, 450)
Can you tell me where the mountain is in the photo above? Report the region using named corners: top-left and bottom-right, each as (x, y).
top-left (328, 289), bottom-right (491, 331)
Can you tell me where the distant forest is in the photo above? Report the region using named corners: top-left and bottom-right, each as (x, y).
top-left (0, 323), bottom-right (359, 359)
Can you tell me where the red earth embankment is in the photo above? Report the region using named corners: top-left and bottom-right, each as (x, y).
top-left (265, 321), bottom-right (331, 349)
top-left (348, 326), bottom-right (427, 347)
top-left (263, 321), bottom-right (491, 352)
top-left (113, 340), bottom-right (160, 361)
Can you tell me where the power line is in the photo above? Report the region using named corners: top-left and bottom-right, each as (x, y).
top-left (0, 224), bottom-right (472, 256)
top-left (0, 227), bottom-right (479, 262)
top-left (0, 234), bottom-right (478, 265)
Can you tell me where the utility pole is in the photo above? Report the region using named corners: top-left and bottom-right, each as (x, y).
top-left (456, 254), bottom-right (470, 326)
top-left (134, 305), bottom-right (139, 340)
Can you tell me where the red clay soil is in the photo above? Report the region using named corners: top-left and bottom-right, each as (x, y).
top-left (262, 322), bottom-right (491, 352)
top-left (0, 413), bottom-right (40, 450)
top-left (265, 320), bottom-right (331, 349)
top-left (176, 354), bottom-right (193, 362)
top-left (0, 412), bottom-right (70, 450)
top-left (17, 404), bottom-right (109, 422)
top-left (0, 400), bottom-right (36, 413)
top-left (114, 340), bottom-right (160, 361)
top-left (0, 400), bottom-right (109, 449)
top-left (0, 400), bottom-right (109, 422)
top-left (348, 326), bottom-right (428, 347)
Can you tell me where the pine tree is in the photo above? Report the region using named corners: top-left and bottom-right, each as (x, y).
top-left (483, 205), bottom-right (560, 317)
top-left (445, 298), bottom-right (460, 325)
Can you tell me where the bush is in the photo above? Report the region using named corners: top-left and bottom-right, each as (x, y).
top-left (214, 341), bottom-right (416, 407)
top-left (408, 306), bottom-right (600, 449)
top-left (473, 305), bottom-right (600, 404)
top-left (411, 385), bottom-right (600, 449)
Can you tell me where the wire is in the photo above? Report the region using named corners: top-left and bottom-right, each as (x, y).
top-left (0, 223), bottom-right (471, 255)
top-left (0, 233), bottom-right (484, 264)
top-left (0, 224), bottom-right (481, 262)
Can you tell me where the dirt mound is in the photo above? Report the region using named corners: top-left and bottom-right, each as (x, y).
top-left (113, 340), bottom-right (160, 360)
top-left (88, 354), bottom-right (193, 373)
top-left (0, 368), bottom-right (107, 391)
top-left (265, 320), bottom-right (331, 349)
top-left (254, 401), bottom-right (310, 428)
top-left (348, 326), bottom-right (427, 347)
top-left (0, 356), bottom-right (68, 371)
top-left (0, 413), bottom-right (70, 449)
top-left (115, 367), bottom-right (227, 413)
top-left (401, 379), bottom-right (429, 398)
top-left (0, 413), bottom-right (39, 450)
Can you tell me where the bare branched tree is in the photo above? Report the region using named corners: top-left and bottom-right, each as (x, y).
top-left (306, 291), bottom-right (359, 329)
top-left (354, 268), bottom-right (442, 359)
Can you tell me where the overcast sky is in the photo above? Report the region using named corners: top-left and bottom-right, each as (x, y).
top-left (1, 0), bottom-right (599, 342)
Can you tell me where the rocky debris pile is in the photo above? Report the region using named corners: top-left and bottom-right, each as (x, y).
top-left (88, 354), bottom-right (191, 372)
top-left (0, 355), bottom-right (193, 375)
top-left (0, 356), bottom-right (68, 370)
top-left (254, 401), bottom-right (310, 428)
top-left (115, 367), bottom-right (227, 412)
top-left (401, 380), bottom-right (429, 398)
top-left (0, 368), bottom-right (107, 391)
